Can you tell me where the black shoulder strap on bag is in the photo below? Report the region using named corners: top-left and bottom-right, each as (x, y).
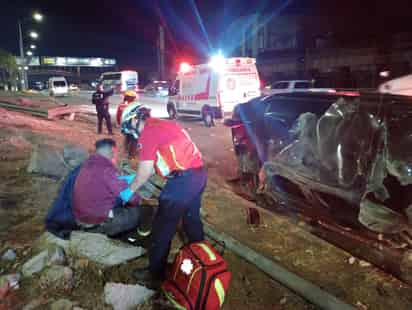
top-left (205, 235), bottom-right (226, 256)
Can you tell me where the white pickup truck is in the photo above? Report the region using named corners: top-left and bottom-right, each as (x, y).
top-left (378, 74), bottom-right (412, 96)
top-left (262, 80), bottom-right (335, 96)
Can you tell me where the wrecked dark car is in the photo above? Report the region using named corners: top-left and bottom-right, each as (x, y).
top-left (225, 92), bottom-right (412, 236)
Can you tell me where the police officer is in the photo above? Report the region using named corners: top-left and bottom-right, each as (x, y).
top-left (92, 84), bottom-right (114, 135)
top-left (119, 103), bottom-right (207, 287)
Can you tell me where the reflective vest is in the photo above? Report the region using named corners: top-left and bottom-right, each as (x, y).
top-left (154, 130), bottom-right (202, 178)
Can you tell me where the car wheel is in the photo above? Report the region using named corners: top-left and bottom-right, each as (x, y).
top-left (167, 104), bottom-right (177, 120)
top-left (202, 109), bottom-right (215, 127)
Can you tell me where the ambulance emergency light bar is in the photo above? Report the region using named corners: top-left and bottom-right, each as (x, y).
top-left (209, 53), bottom-right (256, 73)
top-left (209, 51), bottom-right (225, 73)
top-left (179, 54), bottom-right (256, 74)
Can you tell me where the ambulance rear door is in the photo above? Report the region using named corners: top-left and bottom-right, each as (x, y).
top-left (219, 58), bottom-right (261, 113)
top-left (189, 66), bottom-right (218, 114)
top-left (178, 69), bottom-right (197, 112)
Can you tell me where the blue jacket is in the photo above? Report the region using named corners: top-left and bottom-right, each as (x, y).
top-left (45, 165), bottom-right (82, 239)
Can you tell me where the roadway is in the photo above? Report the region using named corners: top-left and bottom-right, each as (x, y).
top-left (60, 89), bottom-right (237, 179)
top-left (54, 90), bottom-right (170, 119)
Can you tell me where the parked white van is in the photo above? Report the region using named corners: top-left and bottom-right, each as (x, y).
top-left (48, 77), bottom-right (68, 96)
top-left (167, 57), bottom-right (261, 126)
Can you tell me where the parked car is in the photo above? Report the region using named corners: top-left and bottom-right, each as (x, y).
top-left (224, 91), bottom-right (412, 235)
top-left (262, 80), bottom-right (335, 96)
top-left (144, 80), bottom-right (169, 97)
top-left (48, 77), bottom-right (69, 96)
top-left (30, 81), bottom-right (44, 91)
top-left (69, 84), bottom-right (80, 92)
top-left (379, 74), bottom-right (412, 96)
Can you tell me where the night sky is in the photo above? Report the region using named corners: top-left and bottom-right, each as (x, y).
top-left (1, 0), bottom-right (411, 73)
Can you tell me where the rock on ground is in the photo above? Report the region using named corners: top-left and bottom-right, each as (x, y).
top-left (1, 249), bottom-right (17, 261)
top-left (104, 282), bottom-right (155, 310)
top-left (37, 231), bottom-right (146, 267)
top-left (22, 246), bottom-right (66, 277)
top-left (27, 145), bottom-right (69, 178)
top-left (27, 144), bottom-right (87, 179)
top-left (22, 250), bottom-right (50, 277)
top-left (63, 144), bottom-right (88, 167)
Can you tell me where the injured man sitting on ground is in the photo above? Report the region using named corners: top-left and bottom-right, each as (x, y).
top-left (45, 138), bottom-right (144, 239)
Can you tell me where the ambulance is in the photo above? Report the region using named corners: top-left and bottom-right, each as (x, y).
top-left (167, 56), bottom-right (261, 126)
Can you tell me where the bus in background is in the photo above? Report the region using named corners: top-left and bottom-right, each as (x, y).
top-left (99, 71), bottom-right (138, 93)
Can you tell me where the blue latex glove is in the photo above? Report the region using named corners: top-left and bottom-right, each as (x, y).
top-left (119, 187), bottom-right (134, 203)
top-left (117, 173), bottom-right (136, 185)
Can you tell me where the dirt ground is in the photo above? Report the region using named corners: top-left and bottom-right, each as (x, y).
top-left (1, 93), bottom-right (412, 309)
top-left (0, 111), bottom-right (314, 309)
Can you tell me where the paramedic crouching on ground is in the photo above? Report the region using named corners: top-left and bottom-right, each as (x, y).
top-left (120, 104), bottom-right (207, 286)
top-left (73, 138), bottom-right (141, 236)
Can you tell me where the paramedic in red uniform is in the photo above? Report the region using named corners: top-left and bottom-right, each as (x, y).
top-left (119, 103), bottom-right (207, 286)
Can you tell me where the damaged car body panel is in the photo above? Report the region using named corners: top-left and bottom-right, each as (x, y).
top-left (226, 92), bottom-right (412, 234)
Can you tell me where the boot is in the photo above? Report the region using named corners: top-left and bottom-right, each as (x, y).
top-left (132, 267), bottom-right (163, 289)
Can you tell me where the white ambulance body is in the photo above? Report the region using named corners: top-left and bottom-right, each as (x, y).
top-left (167, 57), bottom-right (261, 126)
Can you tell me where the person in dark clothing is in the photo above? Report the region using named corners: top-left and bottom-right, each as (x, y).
top-left (119, 103), bottom-right (207, 287)
top-left (45, 164), bottom-right (82, 239)
top-left (92, 85), bottom-right (114, 135)
top-left (73, 138), bottom-right (141, 236)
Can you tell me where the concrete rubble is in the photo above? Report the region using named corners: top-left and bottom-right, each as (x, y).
top-left (22, 246), bottom-right (66, 277)
top-left (27, 144), bottom-right (88, 179)
top-left (1, 249), bottom-right (17, 262)
top-left (36, 231), bottom-right (146, 267)
top-left (104, 282), bottom-right (155, 310)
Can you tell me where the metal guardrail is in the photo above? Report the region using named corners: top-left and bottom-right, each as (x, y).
top-left (0, 101), bottom-right (48, 118)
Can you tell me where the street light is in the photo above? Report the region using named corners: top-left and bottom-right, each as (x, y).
top-left (18, 12), bottom-right (44, 90)
top-left (29, 31), bottom-right (39, 39)
top-left (33, 12), bottom-right (43, 22)
top-left (30, 44), bottom-right (36, 49)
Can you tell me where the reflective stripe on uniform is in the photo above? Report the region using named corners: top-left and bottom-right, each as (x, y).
top-left (214, 278), bottom-right (225, 306)
top-left (137, 228), bottom-right (151, 237)
top-left (156, 151), bottom-right (171, 177)
top-left (198, 243), bottom-right (216, 261)
top-left (169, 145), bottom-right (185, 170)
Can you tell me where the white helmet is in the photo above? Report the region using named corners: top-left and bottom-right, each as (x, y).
top-left (120, 102), bottom-right (151, 139)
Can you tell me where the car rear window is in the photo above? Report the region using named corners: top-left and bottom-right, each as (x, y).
top-left (102, 74), bottom-right (121, 80)
top-left (272, 82), bottom-right (289, 89)
top-left (295, 82), bottom-right (311, 89)
top-left (53, 81), bottom-right (66, 87)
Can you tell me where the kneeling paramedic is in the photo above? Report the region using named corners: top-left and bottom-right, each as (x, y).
top-left (73, 138), bottom-right (141, 236)
top-left (120, 103), bottom-right (207, 285)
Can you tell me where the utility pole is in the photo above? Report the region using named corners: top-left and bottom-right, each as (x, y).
top-left (158, 25), bottom-right (165, 80)
top-left (77, 66), bottom-right (81, 85)
top-left (18, 20), bottom-right (27, 90)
